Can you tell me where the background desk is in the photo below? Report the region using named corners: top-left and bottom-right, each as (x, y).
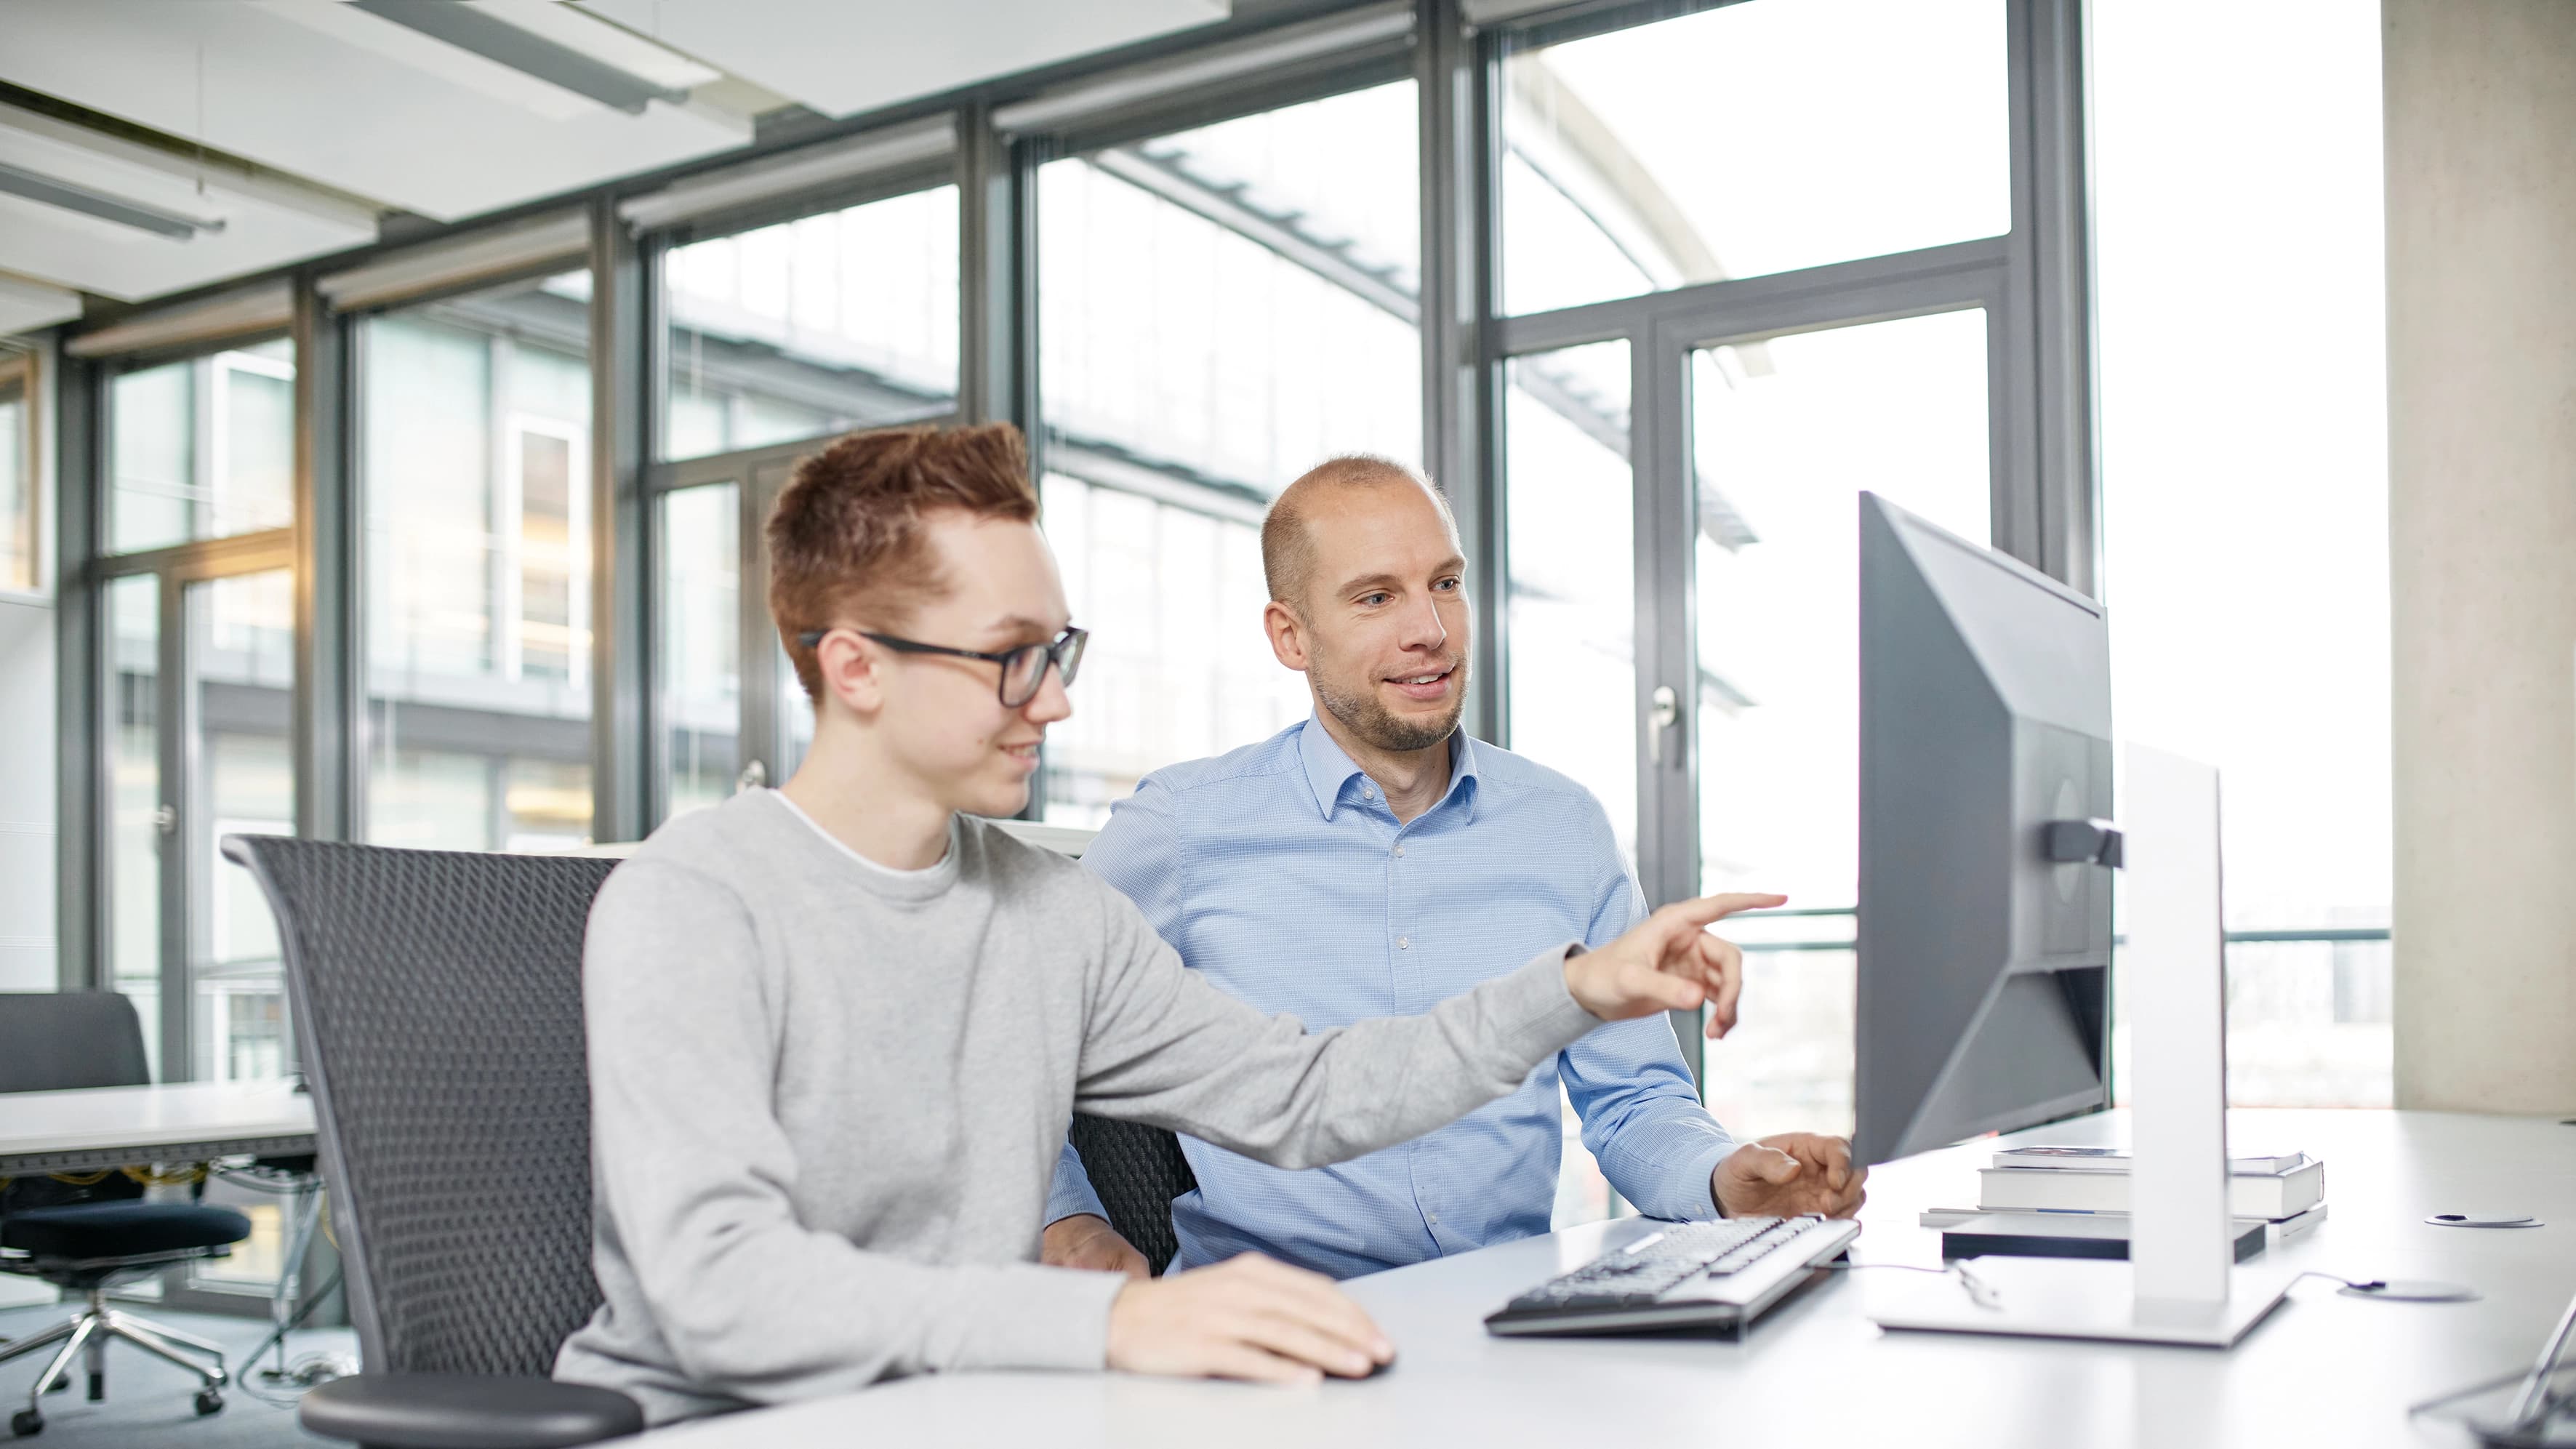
top-left (646, 1109), bottom-right (2574, 1448)
top-left (0, 1082), bottom-right (316, 1176)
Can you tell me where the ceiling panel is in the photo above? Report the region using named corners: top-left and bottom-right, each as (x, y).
top-left (0, 272), bottom-right (82, 337)
top-left (575, 0), bottom-right (1230, 119)
top-left (0, 105), bottom-right (377, 304)
top-left (0, 0), bottom-right (752, 222)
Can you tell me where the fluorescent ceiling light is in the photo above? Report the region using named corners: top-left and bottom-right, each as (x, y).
top-left (350, 0), bottom-right (694, 114)
top-left (0, 160), bottom-right (222, 240)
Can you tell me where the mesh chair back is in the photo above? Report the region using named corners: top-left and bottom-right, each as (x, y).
top-left (0, 992), bottom-right (151, 1213)
top-left (1067, 1113), bottom-right (1197, 1275)
top-left (225, 836), bottom-right (619, 1378)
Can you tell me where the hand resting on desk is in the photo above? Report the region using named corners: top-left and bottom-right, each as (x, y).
top-left (1106, 1253), bottom-right (1395, 1385)
top-left (1715, 1133), bottom-right (1868, 1219)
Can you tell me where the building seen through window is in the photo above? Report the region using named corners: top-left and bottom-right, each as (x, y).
top-left (362, 270), bottom-right (596, 853)
top-left (1036, 81), bottom-right (1421, 825)
top-left (662, 185), bottom-right (963, 459)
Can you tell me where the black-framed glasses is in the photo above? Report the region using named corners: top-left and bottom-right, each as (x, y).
top-left (795, 625), bottom-right (1088, 708)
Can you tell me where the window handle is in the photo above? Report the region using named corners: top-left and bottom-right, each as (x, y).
top-left (737, 759), bottom-right (768, 793)
top-left (1648, 684), bottom-right (1680, 766)
top-left (153, 804), bottom-right (178, 836)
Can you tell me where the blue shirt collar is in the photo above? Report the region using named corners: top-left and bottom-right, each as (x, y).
top-left (1296, 715), bottom-right (1482, 824)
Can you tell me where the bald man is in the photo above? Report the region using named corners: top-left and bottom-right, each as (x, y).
top-left (1040, 456), bottom-right (1866, 1283)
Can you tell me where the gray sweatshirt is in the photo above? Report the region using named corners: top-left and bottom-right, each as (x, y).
top-left (552, 789), bottom-right (1601, 1423)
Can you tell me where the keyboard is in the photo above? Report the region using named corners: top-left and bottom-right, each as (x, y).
top-left (1484, 1214), bottom-right (1861, 1337)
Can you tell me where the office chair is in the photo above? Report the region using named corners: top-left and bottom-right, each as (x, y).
top-left (1067, 1115), bottom-right (1197, 1275)
top-left (0, 992), bottom-right (252, 1437)
top-left (223, 837), bottom-right (642, 1449)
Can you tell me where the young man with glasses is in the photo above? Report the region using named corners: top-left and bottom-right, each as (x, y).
top-left (1040, 455), bottom-right (1865, 1284)
top-left (553, 423), bottom-right (1781, 1424)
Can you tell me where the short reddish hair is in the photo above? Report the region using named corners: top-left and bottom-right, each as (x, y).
top-left (767, 422), bottom-right (1040, 702)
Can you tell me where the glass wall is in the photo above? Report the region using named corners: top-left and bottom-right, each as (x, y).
top-left (663, 185), bottom-right (961, 460)
top-left (0, 361), bottom-right (29, 591)
top-left (1688, 310), bottom-right (1992, 1143)
top-left (1035, 81), bottom-right (1419, 823)
top-left (361, 270), bottom-right (596, 851)
top-left (657, 482), bottom-right (740, 817)
top-left (2093, 0), bottom-right (2391, 1106)
top-left (1502, 340), bottom-right (1636, 867)
top-left (108, 339), bottom-right (295, 555)
top-left (1497, 0), bottom-right (2009, 316)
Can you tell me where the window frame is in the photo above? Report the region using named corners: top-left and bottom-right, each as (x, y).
top-left (46, 2), bottom-right (2104, 1094)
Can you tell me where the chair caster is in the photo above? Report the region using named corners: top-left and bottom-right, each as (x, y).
top-left (9, 1408), bottom-right (40, 1437)
top-left (194, 1388), bottom-right (224, 1416)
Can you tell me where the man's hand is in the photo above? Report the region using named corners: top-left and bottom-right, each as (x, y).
top-left (1042, 1214), bottom-right (1152, 1279)
top-left (1106, 1253), bottom-right (1395, 1385)
top-left (1714, 1133), bottom-right (1868, 1219)
top-left (1562, 893), bottom-right (1784, 1039)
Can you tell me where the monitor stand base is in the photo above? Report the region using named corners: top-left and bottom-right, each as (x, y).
top-left (1869, 1259), bottom-right (2292, 1347)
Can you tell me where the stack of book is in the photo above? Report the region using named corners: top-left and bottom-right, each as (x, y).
top-left (1919, 1145), bottom-right (2329, 1262)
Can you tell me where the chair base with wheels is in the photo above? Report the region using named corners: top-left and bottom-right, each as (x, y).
top-left (0, 1223), bottom-right (250, 1438)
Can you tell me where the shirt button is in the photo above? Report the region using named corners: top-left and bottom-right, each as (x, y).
top-left (1427, 1213), bottom-right (1440, 1225)
top-left (1397, 936), bottom-right (1411, 950)
top-left (1392, 843), bottom-right (1405, 858)
top-left (1362, 786), bottom-right (1376, 800)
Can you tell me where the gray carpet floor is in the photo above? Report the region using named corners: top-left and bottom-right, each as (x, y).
top-left (0, 1300), bottom-right (355, 1447)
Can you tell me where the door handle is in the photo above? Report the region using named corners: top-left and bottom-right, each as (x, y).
top-left (1648, 684), bottom-right (1680, 766)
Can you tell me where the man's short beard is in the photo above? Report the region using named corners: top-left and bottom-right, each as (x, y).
top-left (1313, 659), bottom-right (1468, 754)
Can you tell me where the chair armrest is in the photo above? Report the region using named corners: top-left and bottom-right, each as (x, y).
top-left (300, 1373), bottom-right (642, 1448)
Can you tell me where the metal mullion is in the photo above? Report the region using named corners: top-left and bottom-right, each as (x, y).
top-left (1994, 0), bottom-right (2047, 574)
top-left (1656, 267), bottom-right (2008, 358)
top-left (95, 527), bottom-right (298, 583)
top-left (56, 355), bottom-right (104, 991)
top-left (165, 536), bottom-right (294, 587)
top-left (593, 195), bottom-right (651, 846)
top-left (1419, 0), bottom-right (1504, 743)
top-left (737, 466), bottom-right (785, 792)
top-left (1632, 312), bottom-right (1700, 1080)
top-left (2019, 0), bottom-right (2096, 593)
top-left (1494, 235), bottom-right (2013, 358)
top-left (153, 571), bottom-right (188, 1080)
top-left (649, 428), bottom-right (929, 496)
top-left (292, 278), bottom-right (356, 843)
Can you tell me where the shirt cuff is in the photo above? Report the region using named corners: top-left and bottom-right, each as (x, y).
top-left (1697, 1139), bottom-right (1748, 1218)
top-left (1046, 1171), bottom-right (1112, 1229)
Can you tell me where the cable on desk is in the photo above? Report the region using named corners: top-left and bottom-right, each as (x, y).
top-left (1816, 1259), bottom-right (2002, 1309)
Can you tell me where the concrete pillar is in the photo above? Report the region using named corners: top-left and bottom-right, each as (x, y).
top-left (2385, 0), bottom-right (2576, 1114)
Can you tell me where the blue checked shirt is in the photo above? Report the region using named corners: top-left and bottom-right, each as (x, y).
top-left (1046, 716), bottom-right (1739, 1278)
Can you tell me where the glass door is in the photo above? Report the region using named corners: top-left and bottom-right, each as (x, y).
top-left (180, 565), bottom-right (297, 1085)
top-left (105, 545), bottom-right (299, 1084)
top-left (1677, 309), bottom-right (1994, 1142)
top-left (645, 441), bottom-right (835, 829)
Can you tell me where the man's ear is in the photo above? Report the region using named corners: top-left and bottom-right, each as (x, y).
top-left (1263, 598), bottom-right (1310, 672)
top-left (816, 632), bottom-right (886, 718)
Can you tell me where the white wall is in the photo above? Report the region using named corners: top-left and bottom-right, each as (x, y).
top-left (2386, 0), bottom-right (2576, 1114)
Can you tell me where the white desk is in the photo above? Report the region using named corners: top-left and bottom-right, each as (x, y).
top-left (643, 1109), bottom-right (2573, 1448)
top-left (0, 1082), bottom-right (316, 1176)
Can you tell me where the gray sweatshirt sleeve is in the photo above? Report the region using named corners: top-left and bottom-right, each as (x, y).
top-left (581, 859), bottom-right (1126, 1400)
top-left (1072, 880), bottom-right (1604, 1168)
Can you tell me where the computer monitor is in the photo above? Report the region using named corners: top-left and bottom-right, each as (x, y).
top-left (1850, 492), bottom-right (2116, 1165)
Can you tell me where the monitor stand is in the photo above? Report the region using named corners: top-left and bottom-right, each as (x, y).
top-left (1870, 744), bottom-right (2292, 1349)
